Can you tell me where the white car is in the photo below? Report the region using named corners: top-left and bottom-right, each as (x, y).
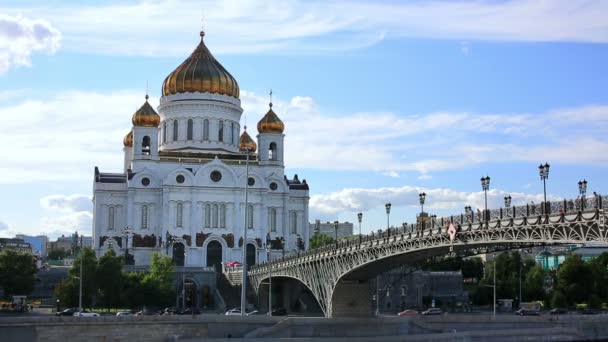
top-left (116, 311), bottom-right (133, 316)
top-left (225, 308), bottom-right (258, 316)
top-left (73, 311), bottom-right (100, 317)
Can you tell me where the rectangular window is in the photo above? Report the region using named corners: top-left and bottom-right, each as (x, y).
top-left (247, 204), bottom-right (253, 229)
top-left (270, 208), bottom-right (277, 232)
top-left (176, 203), bottom-right (183, 227)
top-left (290, 211), bottom-right (297, 234)
top-left (108, 207), bottom-right (115, 230)
top-left (220, 204), bottom-right (226, 228)
top-left (212, 204), bottom-right (218, 228)
top-left (218, 120), bottom-right (224, 142)
top-left (141, 205), bottom-right (148, 229)
top-left (204, 204), bottom-right (210, 228)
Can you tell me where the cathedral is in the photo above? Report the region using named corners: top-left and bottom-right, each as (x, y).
top-left (92, 29), bottom-right (310, 273)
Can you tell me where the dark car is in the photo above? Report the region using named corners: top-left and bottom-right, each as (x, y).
top-left (162, 307), bottom-right (178, 315)
top-left (178, 307), bottom-right (201, 315)
top-left (56, 308), bottom-right (79, 316)
top-left (581, 309), bottom-right (600, 315)
top-left (516, 309), bottom-right (539, 316)
top-left (550, 308), bottom-right (568, 315)
top-left (271, 308), bottom-right (287, 316)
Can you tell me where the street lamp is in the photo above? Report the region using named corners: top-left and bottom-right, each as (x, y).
top-left (578, 179), bottom-right (588, 210)
top-left (465, 206), bottom-right (472, 222)
top-left (538, 163), bottom-right (550, 215)
top-left (419, 193), bottom-right (426, 230)
top-left (385, 203), bottom-right (391, 230)
top-left (240, 138), bottom-right (253, 316)
top-left (480, 176), bottom-right (490, 224)
top-left (182, 249), bottom-right (187, 310)
top-left (266, 233), bottom-right (272, 316)
top-left (334, 221), bottom-right (339, 247)
top-left (122, 227), bottom-right (132, 265)
top-left (357, 212), bottom-right (363, 244)
top-left (504, 195), bottom-right (511, 208)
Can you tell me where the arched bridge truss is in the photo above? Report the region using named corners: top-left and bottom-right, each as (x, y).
top-left (248, 199), bottom-right (607, 317)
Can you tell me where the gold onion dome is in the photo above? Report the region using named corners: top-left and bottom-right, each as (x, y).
top-left (123, 130), bottom-right (133, 147)
top-left (257, 102), bottom-right (284, 133)
top-left (239, 127), bottom-right (257, 152)
top-left (132, 95), bottom-right (160, 127)
top-left (162, 31), bottom-right (240, 98)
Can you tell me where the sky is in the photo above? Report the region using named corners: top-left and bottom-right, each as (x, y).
top-left (1, 0), bottom-right (607, 240)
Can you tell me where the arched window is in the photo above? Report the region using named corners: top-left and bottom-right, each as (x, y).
top-left (247, 204), bottom-right (254, 229)
top-left (173, 120), bottom-right (178, 141)
top-left (230, 122), bottom-right (235, 144)
top-left (187, 119), bottom-right (193, 140)
top-left (142, 136), bottom-right (150, 155)
top-left (162, 122), bottom-right (167, 143)
top-left (269, 142), bottom-right (277, 161)
top-left (141, 205), bottom-right (148, 229)
top-left (220, 204), bottom-right (226, 228)
top-left (290, 211), bottom-right (297, 234)
top-left (108, 207), bottom-right (115, 230)
top-left (176, 203), bottom-right (183, 227)
top-left (203, 119), bottom-right (209, 140)
top-left (204, 204), bottom-right (211, 228)
top-left (218, 120), bottom-right (224, 142)
top-left (269, 208), bottom-right (277, 232)
top-left (212, 204), bottom-right (219, 228)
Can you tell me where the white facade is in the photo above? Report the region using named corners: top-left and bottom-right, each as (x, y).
top-left (92, 34), bottom-right (309, 270)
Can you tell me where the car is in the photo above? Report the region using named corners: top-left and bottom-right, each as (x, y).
top-left (56, 308), bottom-right (79, 316)
top-left (516, 309), bottom-right (539, 316)
top-left (134, 309), bottom-right (158, 316)
top-left (581, 309), bottom-right (600, 315)
top-left (116, 311), bottom-right (133, 316)
top-left (178, 307), bottom-right (201, 315)
top-left (225, 308), bottom-right (260, 316)
top-left (271, 307), bottom-right (287, 316)
top-left (162, 307), bottom-right (178, 315)
top-left (421, 308), bottom-right (442, 316)
top-left (73, 311), bottom-right (100, 317)
top-left (550, 308), bottom-right (568, 315)
top-left (397, 309), bottom-right (419, 316)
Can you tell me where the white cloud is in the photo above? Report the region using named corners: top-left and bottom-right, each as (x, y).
top-left (40, 211), bottom-right (93, 238)
top-left (0, 14), bottom-right (61, 74)
top-left (4, 0), bottom-right (608, 57)
top-left (418, 174), bottom-right (432, 180)
top-left (0, 220), bottom-right (8, 231)
top-left (382, 171), bottom-right (400, 178)
top-left (0, 89), bottom-right (606, 184)
top-left (40, 194), bottom-right (92, 213)
top-left (309, 185), bottom-right (553, 217)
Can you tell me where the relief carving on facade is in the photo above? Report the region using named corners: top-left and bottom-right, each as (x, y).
top-left (196, 232), bottom-right (210, 247)
top-left (223, 233), bottom-right (234, 248)
top-left (132, 233), bottom-right (157, 248)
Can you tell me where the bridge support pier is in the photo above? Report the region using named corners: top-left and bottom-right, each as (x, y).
top-left (331, 280), bottom-right (373, 318)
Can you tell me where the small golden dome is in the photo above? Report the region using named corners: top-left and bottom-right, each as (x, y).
top-left (132, 95), bottom-right (160, 127)
top-left (123, 130), bottom-right (133, 147)
top-left (239, 128), bottom-right (257, 152)
top-left (257, 103), bottom-right (284, 134)
top-left (162, 31), bottom-right (239, 98)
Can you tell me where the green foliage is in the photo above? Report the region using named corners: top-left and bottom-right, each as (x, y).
top-left (550, 291), bottom-right (567, 308)
top-left (461, 258), bottom-right (484, 281)
top-left (556, 254), bottom-right (593, 305)
top-left (47, 249), bottom-right (68, 260)
top-left (97, 249), bottom-right (124, 309)
top-left (588, 294), bottom-right (602, 309)
top-left (523, 265), bottom-right (547, 302)
top-left (0, 250), bottom-right (38, 298)
top-left (309, 232), bottom-right (335, 249)
top-left (142, 253), bottom-right (175, 307)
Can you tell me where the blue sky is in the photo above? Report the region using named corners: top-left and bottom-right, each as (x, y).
top-left (1, 0), bottom-right (607, 239)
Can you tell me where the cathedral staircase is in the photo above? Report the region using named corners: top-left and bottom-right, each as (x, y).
top-left (217, 272), bottom-right (242, 311)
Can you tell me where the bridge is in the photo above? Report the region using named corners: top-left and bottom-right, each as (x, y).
top-left (236, 196), bottom-right (608, 318)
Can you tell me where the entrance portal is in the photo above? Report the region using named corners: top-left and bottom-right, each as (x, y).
top-left (172, 242), bottom-right (185, 266)
top-left (246, 243), bottom-right (256, 266)
top-left (206, 241), bottom-right (223, 271)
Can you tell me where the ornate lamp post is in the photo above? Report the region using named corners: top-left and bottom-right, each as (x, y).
top-left (480, 176), bottom-right (490, 224)
top-left (504, 195), bottom-right (512, 208)
top-left (465, 206), bottom-right (472, 222)
top-left (385, 203), bottom-right (391, 230)
top-left (419, 193), bottom-right (426, 230)
top-left (122, 227), bottom-right (133, 265)
top-left (333, 221), bottom-right (339, 247)
top-left (240, 140), bottom-right (253, 316)
top-left (538, 163), bottom-right (550, 214)
top-left (280, 237), bottom-right (285, 259)
top-left (578, 179), bottom-right (588, 210)
top-left (266, 233), bottom-right (272, 316)
top-left (357, 212), bottom-right (363, 244)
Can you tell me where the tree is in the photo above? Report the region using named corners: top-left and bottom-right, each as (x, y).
top-left (588, 294), bottom-right (602, 309)
top-left (97, 249), bottom-right (124, 309)
top-left (0, 250), bottom-right (38, 298)
top-left (461, 257), bottom-right (484, 281)
top-left (523, 265), bottom-right (547, 302)
top-left (142, 253), bottom-right (175, 307)
top-left (57, 247), bottom-right (98, 308)
top-left (556, 254), bottom-right (593, 306)
top-left (47, 249), bottom-right (68, 260)
top-left (309, 232), bottom-right (334, 249)
top-left (550, 291), bottom-right (567, 309)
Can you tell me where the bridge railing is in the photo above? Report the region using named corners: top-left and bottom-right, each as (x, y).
top-left (248, 195), bottom-right (606, 272)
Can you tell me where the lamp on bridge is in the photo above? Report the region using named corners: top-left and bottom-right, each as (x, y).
top-left (357, 212), bottom-right (363, 244)
top-left (418, 193), bottom-right (426, 230)
top-left (266, 232), bottom-right (272, 316)
top-left (465, 206), bottom-right (472, 221)
top-left (480, 176), bottom-right (490, 224)
top-left (122, 227), bottom-right (133, 265)
top-left (334, 221), bottom-right (339, 247)
top-left (385, 203), bottom-right (392, 231)
top-left (504, 195), bottom-right (512, 208)
top-left (579, 179), bottom-right (588, 210)
top-left (538, 162), bottom-right (550, 215)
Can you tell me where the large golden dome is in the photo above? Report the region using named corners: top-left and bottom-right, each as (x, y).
top-left (132, 95), bottom-right (160, 127)
top-left (257, 103), bottom-right (284, 134)
top-left (239, 128), bottom-right (257, 152)
top-left (123, 130), bottom-right (133, 147)
top-left (162, 31), bottom-right (239, 98)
